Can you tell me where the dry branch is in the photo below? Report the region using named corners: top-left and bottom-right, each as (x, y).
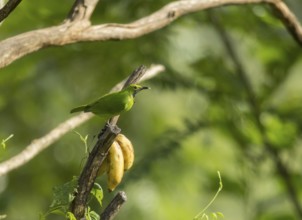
top-left (0, 113), bottom-right (92, 176)
top-left (1, 0), bottom-right (302, 68)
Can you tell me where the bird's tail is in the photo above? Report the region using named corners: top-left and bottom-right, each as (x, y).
top-left (70, 105), bottom-right (87, 113)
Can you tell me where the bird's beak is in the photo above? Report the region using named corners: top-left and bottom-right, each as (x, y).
top-left (134, 86), bottom-right (150, 97)
top-left (140, 86), bottom-right (150, 91)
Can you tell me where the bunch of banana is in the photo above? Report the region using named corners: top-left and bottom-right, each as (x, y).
top-left (98, 134), bottom-right (134, 192)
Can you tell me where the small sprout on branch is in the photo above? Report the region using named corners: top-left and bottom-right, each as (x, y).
top-left (74, 131), bottom-right (89, 154)
top-left (1, 134), bottom-right (14, 149)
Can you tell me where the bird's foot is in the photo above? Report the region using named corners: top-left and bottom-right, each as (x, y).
top-left (98, 122), bottom-right (121, 138)
top-left (106, 122), bottom-right (121, 134)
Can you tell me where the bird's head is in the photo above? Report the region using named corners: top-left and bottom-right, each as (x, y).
top-left (128, 84), bottom-right (150, 97)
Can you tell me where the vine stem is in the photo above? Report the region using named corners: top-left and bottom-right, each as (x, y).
top-left (194, 171), bottom-right (223, 220)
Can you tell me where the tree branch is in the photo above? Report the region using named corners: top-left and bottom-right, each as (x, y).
top-left (208, 11), bottom-right (302, 218)
top-left (0, 113), bottom-right (92, 176)
top-left (71, 123), bottom-right (121, 219)
top-left (70, 65), bottom-right (148, 219)
top-left (100, 191), bottom-right (127, 220)
top-left (0, 0), bottom-right (22, 23)
top-left (0, 0), bottom-right (301, 69)
top-left (270, 0), bottom-right (302, 47)
top-left (0, 64), bottom-right (165, 177)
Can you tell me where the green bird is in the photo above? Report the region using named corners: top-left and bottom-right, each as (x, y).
top-left (70, 84), bottom-right (150, 118)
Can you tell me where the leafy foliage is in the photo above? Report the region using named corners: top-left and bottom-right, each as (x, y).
top-left (41, 177), bottom-right (103, 220)
top-left (41, 177), bottom-right (78, 219)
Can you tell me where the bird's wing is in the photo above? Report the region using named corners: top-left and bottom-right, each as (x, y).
top-left (70, 105), bottom-right (87, 113)
top-left (87, 92), bottom-right (129, 116)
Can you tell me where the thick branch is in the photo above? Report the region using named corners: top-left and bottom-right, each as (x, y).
top-left (0, 64), bottom-right (165, 176)
top-left (0, 0), bottom-right (22, 22)
top-left (1, 0), bottom-right (301, 68)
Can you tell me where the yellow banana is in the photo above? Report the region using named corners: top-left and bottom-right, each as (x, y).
top-left (97, 156), bottom-right (109, 176)
top-left (115, 134), bottom-right (134, 171)
top-left (107, 141), bottom-right (124, 192)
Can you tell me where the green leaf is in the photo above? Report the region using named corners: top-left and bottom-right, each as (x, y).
top-left (209, 212), bottom-right (224, 220)
top-left (216, 212), bottom-right (224, 218)
top-left (90, 183), bottom-right (103, 207)
top-left (211, 213), bottom-right (218, 219)
top-left (66, 212), bottom-right (77, 220)
top-left (88, 210), bottom-right (100, 220)
top-left (85, 207), bottom-right (101, 220)
top-left (50, 176), bottom-right (78, 213)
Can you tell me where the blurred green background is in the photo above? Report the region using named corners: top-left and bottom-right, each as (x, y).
top-left (1, 0), bottom-right (302, 219)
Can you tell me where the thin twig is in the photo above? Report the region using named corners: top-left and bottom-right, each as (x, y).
top-left (209, 11), bottom-right (302, 218)
top-left (0, 0), bottom-right (22, 22)
top-left (1, 0), bottom-right (301, 68)
top-left (0, 64), bottom-right (165, 177)
top-left (100, 191), bottom-right (127, 220)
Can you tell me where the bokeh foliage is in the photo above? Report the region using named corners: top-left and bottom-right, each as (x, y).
top-left (1, 0), bottom-right (302, 219)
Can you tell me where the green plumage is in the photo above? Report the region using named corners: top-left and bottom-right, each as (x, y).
top-left (70, 84), bottom-right (149, 118)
